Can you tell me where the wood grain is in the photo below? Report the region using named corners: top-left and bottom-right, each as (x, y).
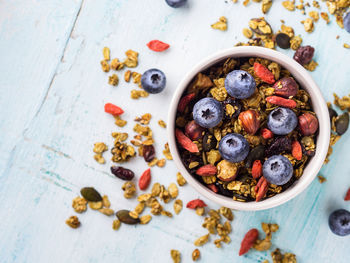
top-left (0, 0), bottom-right (350, 262)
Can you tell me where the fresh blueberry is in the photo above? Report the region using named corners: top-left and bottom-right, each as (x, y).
top-left (219, 133), bottom-right (250, 163)
top-left (267, 107), bottom-right (297, 135)
top-left (344, 12), bottom-right (350, 33)
top-left (224, 70), bottom-right (256, 99)
top-left (165, 0), bottom-right (187, 8)
top-left (193, 98), bottom-right (223, 128)
top-left (329, 209), bottom-right (350, 236)
top-left (263, 155), bottom-right (293, 185)
top-left (141, 69), bottom-right (166, 94)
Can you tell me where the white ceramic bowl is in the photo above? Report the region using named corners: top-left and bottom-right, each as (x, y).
top-left (167, 46), bottom-right (330, 211)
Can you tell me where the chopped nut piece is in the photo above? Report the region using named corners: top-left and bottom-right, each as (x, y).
top-left (88, 201), bottom-right (103, 210)
top-left (196, 207), bottom-right (205, 216)
top-left (168, 183), bottom-right (179, 198)
top-left (194, 234), bottom-right (210, 246)
top-left (321, 12), bottom-right (330, 24)
top-left (131, 89), bottom-right (149, 99)
top-left (94, 154), bottom-right (105, 164)
top-left (111, 132), bottom-right (128, 142)
top-left (156, 158), bottom-right (166, 167)
top-left (135, 113), bottom-right (152, 125)
top-left (103, 47), bottom-right (110, 61)
top-left (140, 214), bottom-right (152, 224)
top-left (93, 142), bottom-right (108, 154)
top-left (176, 172), bottom-right (187, 186)
top-left (148, 157), bottom-right (158, 167)
top-left (309, 11), bottom-right (319, 22)
top-left (304, 60), bottom-right (318, 71)
top-left (100, 60), bottom-right (110, 72)
top-left (318, 175), bottom-right (327, 183)
top-left (132, 72), bottom-right (142, 84)
top-left (137, 193), bottom-right (152, 202)
top-left (211, 16), bottom-right (228, 31)
top-left (173, 199), bottom-right (183, 214)
top-left (170, 250), bottom-right (181, 263)
top-left (219, 207), bottom-right (234, 221)
top-left (124, 70), bottom-right (131, 82)
top-left (192, 248), bottom-right (200, 261)
top-left (301, 18), bottom-right (314, 33)
top-left (124, 49), bottom-right (139, 68)
top-left (72, 197), bottom-right (87, 213)
top-left (282, 1), bottom-right (295, 11)
top-left (161, 210), bottom-right (173, 217)
top-left (66, 216), bottom-right (80, 228)
top-left (290, 35), bottom-right (302, 50)
top-left (110, 58), bottom-right (124, 70)
top-left (99, 208), bottom-right (114, 216)
top-left (163, 143), bottom-right (173, 160)
top-left (344, 43), bottom-right (350, 49)
top-left (151, 183), bottom-right (161, 197)
top-left (334, 93), bottom-right (350, 111)
top-left (102, 195), bottom-right (111, 208)
top-left (108, 74), bottom-right (119, 86)
top-left (243, 28), bottom-right (253, 39)
top-left (111, 141), bottom-right (136, 163)
top-left (114, 115), bottom-right (127, 127)
top-left (261, 0), bottom-right (272, 14)
top-left (129, 211), bottom-right (139, 219)
top-left (134, 202), bottom-right (145, 214)
top-left (122, 181), bottom-right (136, 199)
top-left (112, 219), bottom-right (121, 230)
top-left (158, 119), bottom-right (167, 128)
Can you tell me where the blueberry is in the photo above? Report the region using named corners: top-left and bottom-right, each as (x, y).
top-left (165, 0), bottom-right (187, 8)
top-left (218, 133), bottom-right (250, 163)
top-left (329, 209), bottom-right (350, 236)
top-left (267, 107), bottom-right (297, 135)
top-left (224, 70), bottom-right (256, 99)
top-left (193, 98), bottom-right (223, 128)
top-left (263, 155), bottom-right (293, 185)
top-left (141, 69), bottom-right (166, 94)
top-left (344, 12), bottom-right (350, 33)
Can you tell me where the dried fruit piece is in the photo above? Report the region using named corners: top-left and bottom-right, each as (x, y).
top-left (116, 210), bottom-right (140, 224)
top-left (252, 160), bottom-right (263, 179)
top-left (298, 113), bottom-right (319, 136)
top-left (143, 145), bottom-right (156, 162)
top-left (345, 188), bottom-right (350, 201)
top-left (185, 120), bottom-right (204, 140)
top-left (207, 184), bottom-right (218, 193)
top-left (293, 46), bottom-right (314, 65)
top-left (239, 110), bottom-right (260, 135)
top-left (273, 77), bottom-right (298, 98)
top-left (80, 187), bottom-right (102, 202)
top-left (66, 216), bottom-right (80, 229)
top-left (196, 164), bottom-right (217, 176)
top-left (186, 199), bottom-right (207, 209)
top-left (292, 141), bottom-right (302, 160)
top-left (266, 96), bottom-right (297, 109)
top-left (111, 166), bottom-right (135, 180)
top-left (254, 62), bottom-right (275, 84)
top-left (104, 103), bottom-right (124, 116)
top-left (177, 93), bottom-right (195, 113)
top-left (139, 168), bottom-right (151, 190)
top-left (265, 136), bottom-right (292, 157)
top-left (239, 228), bottom-right (259, 256)
top-left (261, 128), bottom-right (273, 139)
top-left (194, 233), bottom-right (210, 246)
top-left (255, 176), bottom-right (268, 202)
top-left (147, 40), bottom-right (170, 52)
top-left (175, 129), bottom-right (199, 153)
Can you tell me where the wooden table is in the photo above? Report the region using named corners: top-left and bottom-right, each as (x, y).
top-left (0, 0), bottom-right (349, 262)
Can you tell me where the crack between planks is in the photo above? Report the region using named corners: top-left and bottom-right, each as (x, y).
top-left (26, 0), bottom-right (86, 126)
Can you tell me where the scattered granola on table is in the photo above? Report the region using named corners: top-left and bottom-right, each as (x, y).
top-left (93, 142), bottom-right (108, 164)
top-left (170, 250), bottom-right (181, 263)
top-left (175, 56), bottom-right (319, 202)
top-left (66, 216), bottom-right (80, 229)
top-left (211, 16), bottom-right (228, 31)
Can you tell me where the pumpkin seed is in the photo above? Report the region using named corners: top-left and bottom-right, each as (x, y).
top-left (80, 187), bottom-right (102, 202)
top-left (335, 113), bottom-right (349, 135)
top-left (245, 145), bottom-right (265, 168)
top-left (328, 106), bottom-right (338, 122)
top-left (116, 209), bottom-right (140, 224)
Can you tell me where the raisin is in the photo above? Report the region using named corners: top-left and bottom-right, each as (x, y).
top-left (143, 145), bottom-right (155, 162)
top-left (265, 137), bottom-right (292, 156)
top-left (275, 33), bottom-right (291, 49)
top-left (293, 45), bottom-right (315, 65)
top-left (111, 166), bottom-right (135, 180)
top-left (216, 182), bottom-right (234, 197)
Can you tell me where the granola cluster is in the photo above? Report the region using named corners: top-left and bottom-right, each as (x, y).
top-left (175, 57), bottom-right (318, 202)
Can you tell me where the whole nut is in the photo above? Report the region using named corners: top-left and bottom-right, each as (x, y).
top-left (273, 77), bottom-right (298, 98)
top-left (298, 113), bottom-right (319, 136)
top-left (239, 110), bottom-right (260, 135)
top-left (185, 120), bottom-right (204, 140)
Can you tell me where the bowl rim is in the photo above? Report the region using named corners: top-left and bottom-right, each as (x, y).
top-left (167, 46), bottom-right (330, 211)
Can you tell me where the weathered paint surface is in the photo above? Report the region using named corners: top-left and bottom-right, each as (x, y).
top-left (0, 0), bottom-right (350, 262)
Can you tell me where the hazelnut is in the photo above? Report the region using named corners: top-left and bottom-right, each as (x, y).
top-left (298, 113), bottom-right (319, 136)
top-left (238, 110), bottom-right (260, 135)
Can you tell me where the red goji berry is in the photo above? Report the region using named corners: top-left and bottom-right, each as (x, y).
top-left (139, 168), bottom-right (151, 190)
top-left (175, 129), bottom-right (199, 153)
top-left (177, 93), bottom-right (195, 113)
top-left (255, 176), bottom-right (268, 202)
top-left (266, 96), bottom-right (297, 109)
top-left (239, 228), bottom-right (259, 256)
top-left (186, 199), bottom-right (207, 209)
top-left (253, 62), bottom-right (275, 84)
top-left (147, 40), bottom-right (170, 52)
top-left (292, 141), bottom-right (302, 161)
top-left (104, 103), bottom-right (124, 115)
top-left (261, 128), bottom-right (274, 139)
top-left (207, 184), bottom-right (218, 193)
top-left (196, 164), bottom-right (217, 176)
top-left (252, 160), bottom-right (263, 179)
top-left (345, 188), bottom-right (350, 201)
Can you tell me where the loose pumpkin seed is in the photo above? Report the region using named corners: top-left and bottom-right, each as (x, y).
top-left (116, 209), bottom-right (140, 224)
top-left (80, 187), bottom-right (102, 202)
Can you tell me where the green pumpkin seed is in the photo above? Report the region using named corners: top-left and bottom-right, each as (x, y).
top-left (328, 106), bottom-right (338, 122)
top-left (335, 113), bottom-right (349, 135)
top-left (116, 209), bottom-right (140, 225)
top-left (80, 187), bottom-right (102, 202)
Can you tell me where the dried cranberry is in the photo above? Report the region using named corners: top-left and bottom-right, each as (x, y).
top-left (143, 145), bottom-right (155, 162)
top-left (111, 166), bottom-right (134, 180)
top-left (293, 45), bottom-right (315, 65)
top-left (265, 136), bottom-right (292, 156)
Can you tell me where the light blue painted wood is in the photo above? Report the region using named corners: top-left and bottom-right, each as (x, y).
top-left (0, 0), bottom-right (350, 262)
